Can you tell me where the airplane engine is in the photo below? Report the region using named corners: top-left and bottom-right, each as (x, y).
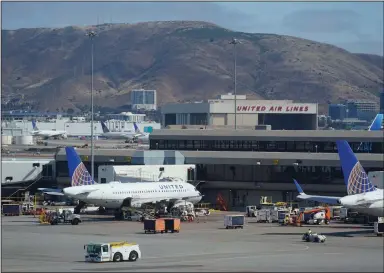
top-left (369, 200), bottom-right (384, 216)
top-left (121, 198), bottom-right (141, 208)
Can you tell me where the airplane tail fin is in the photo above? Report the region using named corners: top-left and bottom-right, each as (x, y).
top-left (293, 179), bottom-right (305, 195)
top-left (65, 147), bottom-right (96, 187)
top-left (100, 121), bottom-right (110, 133)
top-left (368, 114), bottom-right (383, 131)
top-left (336, 140), bottom-right (376, 195)
top-left (32, 119), bottom-right (38, 130)
top-left (133, 122), bottom-right (141, 133)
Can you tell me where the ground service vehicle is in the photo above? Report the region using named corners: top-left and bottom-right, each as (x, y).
top-left (50, 210), bottom-right (81, 225)
top-left (298, 207), bottom-right (331, 226)
top-left (246, 206), bottom-right (257, 217)
top-left (85, 241), bottom-right (141, 262)
top-left (224, 215), bottom-right (244, 229)
top-left (374, 217), bottom-right (384, 236)
top-left (302, 230), bottom-right (326, 243)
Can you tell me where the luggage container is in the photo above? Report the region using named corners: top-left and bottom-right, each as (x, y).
top-left (163, 218), bottom-right (181, 233)
top-left (224, 215), bottom-right (244, 229)
top-left (374, 217), bottom-right (384, 237)
top-left (255, 209), bottom-right (271, 223)
top-left (144, 219), bottom-right (165, 234)
top-left (2, 204), bottom-right (21, 216)
top-left (270, 210), bottom-right (279, 222)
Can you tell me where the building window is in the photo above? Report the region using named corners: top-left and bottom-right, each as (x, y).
top-left (276, 142), bottom-right (286, 151)
top-left (193, 140), bottom-right (201, 149)
top-left (186, 141), bottom-right (194, 149)
top-left (295, 141), bottom-right (305, 152)
top-left (158, 140), bottom-right (165, 149)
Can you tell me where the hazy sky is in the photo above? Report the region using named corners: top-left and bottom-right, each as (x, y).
top-left (2, 1), bottom-right (383, 55)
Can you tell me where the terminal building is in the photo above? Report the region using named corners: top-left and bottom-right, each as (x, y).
top-left (161, 94), bottom-right (318, 130)
top-left (45, 129), bottom-right (383, 210)
top-left (131, 89), bottom-right (157, 111)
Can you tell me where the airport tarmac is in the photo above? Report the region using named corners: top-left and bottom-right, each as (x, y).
top-left (2, 213), bottom-right (383, 272)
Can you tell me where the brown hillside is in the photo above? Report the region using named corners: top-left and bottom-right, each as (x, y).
top-left (2, 21), bottom-right (383, 112)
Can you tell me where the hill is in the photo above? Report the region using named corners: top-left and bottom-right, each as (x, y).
top-left (2, 21), bottom-right (383, 112)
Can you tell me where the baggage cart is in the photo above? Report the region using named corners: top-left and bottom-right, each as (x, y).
top-left (163, 218), bottom-right (181, 233)
top-left (224, 215), bottom-right (244, 229)
top-left (144, 219), bottom-right (165, 234)
top-left (255, 209), bottom-right (272, 223)
top-left (2, 204), bottom-right (21, 216)
top-left (374, 217), bottom-right (384, 237)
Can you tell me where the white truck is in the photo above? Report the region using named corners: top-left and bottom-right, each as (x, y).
top-left (84, 241), bottom-right (141, 262)
top-left (246, 206), bottom-right (257, 217)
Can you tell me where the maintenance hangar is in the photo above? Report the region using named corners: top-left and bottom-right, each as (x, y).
top-left (161, 94), bottom-right (318, 130)
top-left (53, 129), bottom-right (383, 210)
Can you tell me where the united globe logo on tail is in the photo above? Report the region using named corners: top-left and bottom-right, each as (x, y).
top-left (71, 162), bottom-right (94, 187)
top-left (347, 162), bottom-right (376, 195)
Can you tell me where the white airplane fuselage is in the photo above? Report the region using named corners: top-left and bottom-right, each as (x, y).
top-left (31, 130), bottom-right (67, 138)
top-left (63, 182), bottom-right (202, 209)
top-left (101, 132), bottom-right (137, 140)
top-left (339, 189), bottom-right (384, 217)
top-left (135, 134), bottom-right (149, 144)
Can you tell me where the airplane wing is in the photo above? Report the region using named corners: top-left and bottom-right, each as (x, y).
top-left (50, 132), bottom-right (66, 137)
top-left (43, 191), bottom-right (65, 196)
top-left (130, 197), bottom-right (199, 206)
top-left (293, 179), bottom-right (340, 205)
top-left (38, 188), bottom-right (65, 196)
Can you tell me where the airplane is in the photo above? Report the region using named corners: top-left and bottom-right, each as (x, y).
top-left (357, 113), bottom-right (383, 151)
top-left (132, 122), bottom-right (150, 144)
top-left (367, 113), bottom-right (383, 131)
top-left (44, 146), bottom-right (203, 218)
top-left (30, 120), bottom-right (67, 139)
top-left (100, 121), bottom-right (140, 140)
top-left (293, 140), bottom-right (383, 217)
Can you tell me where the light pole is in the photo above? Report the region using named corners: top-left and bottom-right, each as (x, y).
top-left (86, 30), bottom-right (97, 180)
top-left (229, 38), bottom-right (240, 130)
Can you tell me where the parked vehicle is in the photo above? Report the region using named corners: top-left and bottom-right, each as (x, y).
top-left (85, 241), bottom-right (141, 262)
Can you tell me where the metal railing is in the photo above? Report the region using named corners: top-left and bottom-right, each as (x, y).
top-left (6, 174), bottom-right (44, 199)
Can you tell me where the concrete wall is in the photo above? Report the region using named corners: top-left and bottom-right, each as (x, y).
top-left (161, 102), bottom-right (210, 114)
top-left (225, 113), bottom-right (259, 127)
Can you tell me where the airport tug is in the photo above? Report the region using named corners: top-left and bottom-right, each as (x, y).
top-left (84, 241), bottom-right (141, 262)
top-left (302, 229), bottom-right (327, 243)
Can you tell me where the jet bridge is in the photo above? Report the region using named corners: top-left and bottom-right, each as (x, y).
top-left (131, 151), bottom-right (185, 165)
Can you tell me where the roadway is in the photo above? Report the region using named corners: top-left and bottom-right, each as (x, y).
top-left (2, 213), bottom-right (383, 272)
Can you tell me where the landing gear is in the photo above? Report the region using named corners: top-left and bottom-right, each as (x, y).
top-left (74, 201), bottom-right (86, 214)
top-left (114, 209), bottom-right (124, 220)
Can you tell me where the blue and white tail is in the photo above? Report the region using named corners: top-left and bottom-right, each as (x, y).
top-left (32, 119), bottom-right (38, 130)
top-left (133, 122), bottom-right (141, 133)
top-left (65, 147), bottom-right (96, 187)
top-left (368, 114), bottom-right (383, 131)
top-left (336, 140), bottom-right (377, 195)
top-left (100, 121), bottom-right (110, 133)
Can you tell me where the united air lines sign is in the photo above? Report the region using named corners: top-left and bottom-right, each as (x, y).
top-left (236, 104), bottom-right (316, 114)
